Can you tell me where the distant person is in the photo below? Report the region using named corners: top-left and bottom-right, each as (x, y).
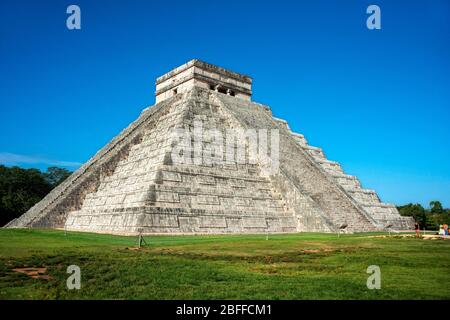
top-left (439, 225), bottom-right (445, 237)
top-left (414, 222), bottom-right (420, 237)
top-left (444, 224), bottom-right (449, 238)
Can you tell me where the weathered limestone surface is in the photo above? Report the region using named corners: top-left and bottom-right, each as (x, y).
top-left (288, 122), bottom-right (412, 229)
top-left (6, 60), bottom-right (413, 234)
top-left (215, 95), bottom-right (412, 230)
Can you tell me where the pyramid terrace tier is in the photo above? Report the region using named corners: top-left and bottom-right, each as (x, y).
top-left (155, 59), bottom-right (252, 103)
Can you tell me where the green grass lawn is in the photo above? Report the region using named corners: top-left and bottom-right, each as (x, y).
top-left (0, 229), bottom-right (449, 300)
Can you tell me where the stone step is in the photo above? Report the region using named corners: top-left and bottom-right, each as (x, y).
top-left (291, 132), bottom-right (308, 146)
top-left (272, 117), bottom-right (291, 131)
top-left (303, 146), bottom-right (326, 160)
top-left (315, 159), bottom-right (344, 174)
top-left (331, 174), bottom-right (362, 189)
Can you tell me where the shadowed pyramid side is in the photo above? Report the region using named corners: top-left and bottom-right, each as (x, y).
top-left (214, 92), bottom-right (383, 232)
top-left (214, 92), bottom-right (413, 231)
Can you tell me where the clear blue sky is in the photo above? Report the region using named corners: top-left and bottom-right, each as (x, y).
top-left (0, 0), bottom-right (449, 207)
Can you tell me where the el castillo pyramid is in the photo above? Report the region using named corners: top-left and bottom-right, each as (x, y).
top-left (6, 60), bottom-right (414, 234)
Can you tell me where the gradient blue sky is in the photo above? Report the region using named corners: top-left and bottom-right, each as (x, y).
top-left (0, 0), bottom-right (449, 207)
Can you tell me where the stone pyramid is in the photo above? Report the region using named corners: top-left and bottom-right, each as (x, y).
top-left (6, 60), bottom-right (414, 234)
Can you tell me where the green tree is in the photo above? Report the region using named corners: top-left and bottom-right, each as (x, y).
top-left (427, 200), bottom-right (450, 229)
top-left (397, 203), bottom-right (427, 228)
top-left (0, 165), bottom-right (73, 226)
top-left (0, 166), bottom-right (52, 226)
top-left (429, 201), bottom-right (444, 215)
top-left (43, 166), bottom-right (72, 188)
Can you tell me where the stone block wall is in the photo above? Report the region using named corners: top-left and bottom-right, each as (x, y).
top-left (214, 90), bottom-right (413, 230)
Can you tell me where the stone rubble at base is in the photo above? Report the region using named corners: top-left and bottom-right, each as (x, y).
top-left (6, 59), bottom-right (414, 234)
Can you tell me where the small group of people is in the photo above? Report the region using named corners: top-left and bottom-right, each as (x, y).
top-left (439, 224), bottom-right (449, 238)
top-left (414, 222), bottom-right (449, 238)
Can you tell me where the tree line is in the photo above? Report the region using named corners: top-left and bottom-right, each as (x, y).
top-left (0, 165), bottom-right (72, 226)
top-left (397, 201), bottom-right (450, 230)
top-left (0, 164), bottom-right (449, 229)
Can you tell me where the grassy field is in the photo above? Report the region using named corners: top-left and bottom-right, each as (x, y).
top-left (0, 229), bottom-right (449, 300)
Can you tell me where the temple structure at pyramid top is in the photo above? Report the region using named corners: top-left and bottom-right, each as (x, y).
top-left (6, 59), bottom-right (414, 234)
top-left (155, 59), bottom-right (253, 103)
